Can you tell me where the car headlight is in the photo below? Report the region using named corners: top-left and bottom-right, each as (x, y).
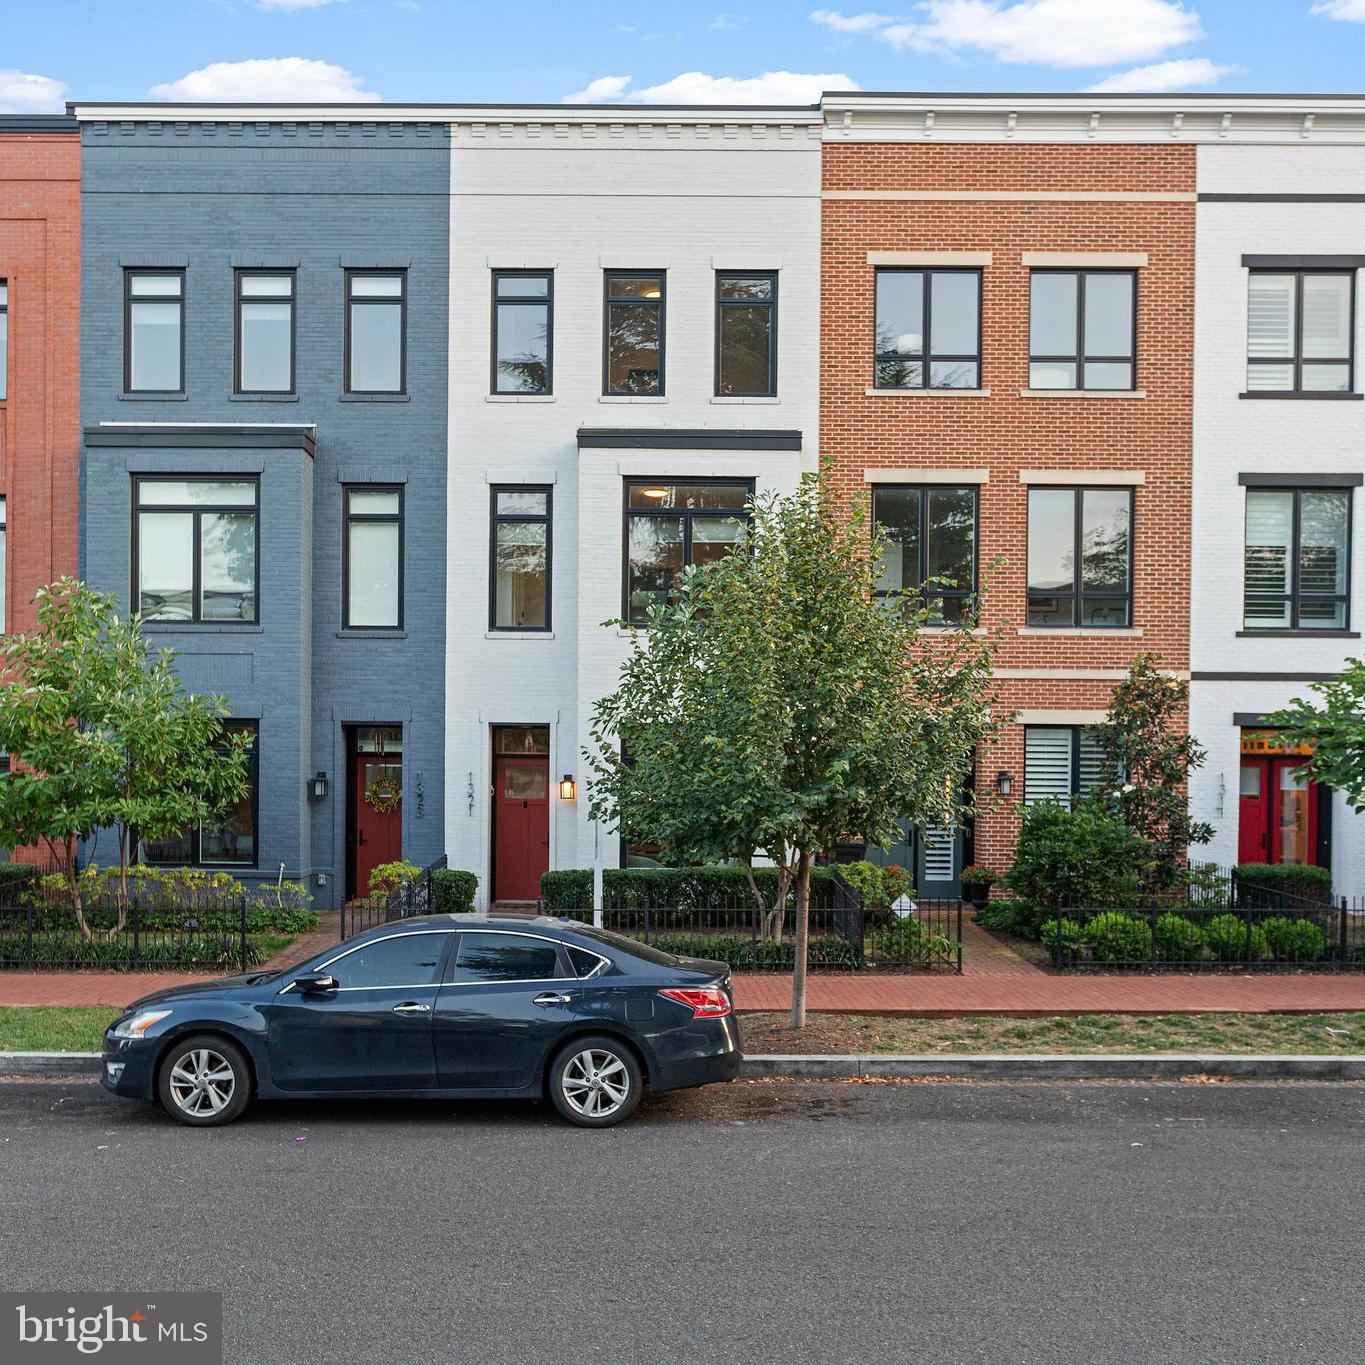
top-left (112, 1008), bottom-right (172, 1039)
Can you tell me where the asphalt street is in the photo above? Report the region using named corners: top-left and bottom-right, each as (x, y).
top-left (1, 1077), bottom-right (1362, 1365)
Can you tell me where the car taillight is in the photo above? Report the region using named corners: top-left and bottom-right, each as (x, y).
top-left (658, 987), bottom-right (732, 1019)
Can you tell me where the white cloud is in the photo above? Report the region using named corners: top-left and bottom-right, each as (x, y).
top-left (1312, 0), bottom-right (1365, 19)
top-left (0, 68), bottom-right (66, 114)
top-left (815, 0), bottom-right (1205, 67)
top-left (810, 9), bottom-right (901, 33)
top-left (1086, 56), bottom-right (1233, 91)
top-left (565, 70), bottom-right (858, 104)
top-left (255, 0), bottom-right (345, 9)
top-left (149, 57), bottom-right (380, 102)
top-left (710, 13), bottom-right (746, 29)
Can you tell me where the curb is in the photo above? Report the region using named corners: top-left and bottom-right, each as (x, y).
top-left (4, 1051), bottom-right (1365, 1083)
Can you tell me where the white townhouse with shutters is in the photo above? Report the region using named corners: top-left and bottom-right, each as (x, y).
top-left (1191, 100), bottom-right (1365, 893)
top-left (443, 107), bottom-right (821, 906)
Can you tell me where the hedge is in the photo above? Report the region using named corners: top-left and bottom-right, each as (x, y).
top-left (431, 868), bottom-right (479, 914)
top-left (2, 904), bottom-right (318, 935)
top-left (539, 865), bottom-right (838, 912)
top-left (647, 932), bottom-right (861, 972)
top-left (0, 863), bottom-right (38, 893)
top-left (1234, 863), bottom-right (1333, 901)
top-left (0, 932), bottom-right (274, 971)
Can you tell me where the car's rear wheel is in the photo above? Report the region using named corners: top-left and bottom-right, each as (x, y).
top-left (548, 1036), bottom-right (642, 1127)
top-left (157, 1035), bottom-right (251, 1127)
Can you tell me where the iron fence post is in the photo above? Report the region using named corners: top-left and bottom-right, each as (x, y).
top-left (25, 899), bottom-right (32, 964)
top-left (132, 895), bottom-right (140, 970)
top-left (1341, 897), bottom-right (1349, 964)
top-left (644, 905), bottom-right (652, 946)
top-left (1053, 895), bottom-right (1063, 969)
top-left (1150, 907), bottom-right (1158, 971)
top-left (239, 896), bottom-right (248, 972)
top-left (956, 900), bottom-right (963, 975)
top-left (1244, 903), bottom-right (1254, 968)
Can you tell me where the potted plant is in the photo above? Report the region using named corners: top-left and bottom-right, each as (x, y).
top-left (959, 864), bottom-right (997, 909)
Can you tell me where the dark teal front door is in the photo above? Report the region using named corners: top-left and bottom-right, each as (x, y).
top-left (867, 820), bottom-right (964, 899)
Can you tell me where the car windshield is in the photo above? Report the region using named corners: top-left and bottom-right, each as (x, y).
top-left (561, 924), bottom-right (681, 967)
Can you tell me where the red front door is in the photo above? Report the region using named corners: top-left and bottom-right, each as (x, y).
top-left (1238, 758), bottom-right (1271, 864)
top-left (1239, 756), bottom-right (1318, 866)
top-left (355, 753), bottom-right (403, 896)
top-left (493, 755), bottom-right (549, 902)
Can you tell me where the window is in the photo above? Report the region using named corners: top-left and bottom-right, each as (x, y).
top-left (449, 932), bottom-right (562, 983)
top-left (1024, 726), bottom-right (1107, 805)
top-left (567, 945), bottom-right (608, 978)
top-left (1027, 486), bottom-right (1133, 627)
top-left (1029, 270), bottom-right (1135, 391)
top-left (604, 271), bottom-right (664, 395)
top-left (490, 487), bottom-right (551, 631)
top-left (0, 279), bottom-right (7, 402)
top-left (624, 479), bottom-right (751, 625)
top-left (716, 271), bottom-right (777, 396)
top-left (135, 478), bottom-right (259, 624)
top-left (140, 720), bottom-right (258, 866)
top-left (345, 271), bottom-right (405, 394)
top-left (235, 271), bottom-right (294, 393)
top-left (492, 270), bottom-right (552, 394)
top-left (872, 485), bottom-right (977, 623)
top-left (325, 932), bottom-right (447, 989)
top-left (1244, 487), bottom-right (1352, 629)
top-left (343, 486), bottom-right (403, 629)
top-left (1246, 271), bottom-right (1355, 395)
top-left (874, 269), bottom-right (981, 389)
top-left (125, 271), bottom-right (184, 393)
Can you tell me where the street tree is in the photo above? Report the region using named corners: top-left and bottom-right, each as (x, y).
top-left (1265, 658), bottom-right (1365, 809)
top-left (0, 578), bottom-right (253, 938)
top-left (587, 474), bottom-right (1002, 1028)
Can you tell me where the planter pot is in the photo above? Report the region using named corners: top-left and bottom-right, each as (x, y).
top-left (961, 881), bottom-right (992, 909)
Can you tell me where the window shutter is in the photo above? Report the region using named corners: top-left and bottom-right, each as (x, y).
top-left (1077, 729), bottom-right (1107, 798)
top-left (1247, 274), bottom-right (1295, 358)
top-left (1025, 728), bottom-right (1073, 804)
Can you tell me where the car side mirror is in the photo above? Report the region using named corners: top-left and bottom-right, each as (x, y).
top-left (295, 973), bottom-right (339, 995)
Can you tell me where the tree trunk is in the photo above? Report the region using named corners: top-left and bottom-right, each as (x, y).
top-left (788, 848), bottom-right (813, 1030)
top-left (49, 834), bottom-right (93, 944)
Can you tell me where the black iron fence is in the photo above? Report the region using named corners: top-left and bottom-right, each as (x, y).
top-left (551, 897), bottom-right (963, 974)
top-left (1047, 898), bottom-right (1365, 972)
top-left (341, 855), bottom-right (448, 940)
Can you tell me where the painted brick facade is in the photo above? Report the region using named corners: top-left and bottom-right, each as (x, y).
top-left (821, 140), bottom-right (1196, 877)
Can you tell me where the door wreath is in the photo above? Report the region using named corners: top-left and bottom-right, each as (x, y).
top-left (365, 771), bottom-right (402, 814)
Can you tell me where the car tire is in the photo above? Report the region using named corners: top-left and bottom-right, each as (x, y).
top-left (548, 1035), bottom-right (643, 1128)
top-left (157, 1034), bottom-right (252, 1127)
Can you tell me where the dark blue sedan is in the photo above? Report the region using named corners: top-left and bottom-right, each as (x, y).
top-left (101, 915), bottom-right (742, 1127)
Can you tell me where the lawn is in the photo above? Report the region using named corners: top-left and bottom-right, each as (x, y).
top-left (0, 1007), bottom-right (119, 1052)
top-left (738, 1011), bottom-right (1365, 1055)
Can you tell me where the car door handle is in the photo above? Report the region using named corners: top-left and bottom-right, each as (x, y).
top-left (391, 1002), bottom-right (431, 1015)
top-left (532, 992), bottom-right (572, 1007)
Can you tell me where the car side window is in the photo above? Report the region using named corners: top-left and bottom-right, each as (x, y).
top-left (325, 933), bottom-right (447, 988)
top-left (450, 933), bottom-right (562, 983)
top-left (567, 946), bottom-right (606, 978)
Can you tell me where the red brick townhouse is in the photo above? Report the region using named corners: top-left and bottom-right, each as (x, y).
top-left (820, 94), bottom-right (1195, 892)
top-left (0, 115), bottom-right (80, 638)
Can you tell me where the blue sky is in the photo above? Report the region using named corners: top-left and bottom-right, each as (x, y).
top-left (2, 0), bottom-right (1364, 111)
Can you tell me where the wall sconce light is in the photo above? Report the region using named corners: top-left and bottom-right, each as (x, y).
top-left (559, 773), bottom-right (577, 801)
top-left (996, 770), bottom-right (1013, 798)
top-left (308, 771), bottom-right (329, 802)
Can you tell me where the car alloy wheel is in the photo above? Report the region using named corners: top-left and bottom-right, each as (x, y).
top-left (157, 1034), bottom-right (251, 1127)
top-left (560, 1048), bottom-right (631, 1119)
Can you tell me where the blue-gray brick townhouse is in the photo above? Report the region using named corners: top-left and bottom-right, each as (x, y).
top-left (78, 114), bottom-right (448, 907)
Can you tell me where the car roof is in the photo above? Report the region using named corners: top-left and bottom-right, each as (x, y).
top-left (374, 913), bottom-right (585, 934)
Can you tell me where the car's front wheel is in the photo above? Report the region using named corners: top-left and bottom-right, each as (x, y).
top-left (157, 1035), bottom-right (252, 1127)
top-left (548, 1036), bottom-right (642, 1128)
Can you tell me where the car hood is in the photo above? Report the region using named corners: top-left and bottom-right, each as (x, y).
top-left (121, 972), bottom-right (271, 1014)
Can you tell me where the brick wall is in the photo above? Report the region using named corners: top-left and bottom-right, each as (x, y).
top-left (821, 141), bottom-right (1195, 874)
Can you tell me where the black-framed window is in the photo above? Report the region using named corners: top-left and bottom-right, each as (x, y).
top-left (872, 485), bottom-right (977, 624)
top-left (1246, 270), bottom-right (1355, 395)
top-left (140, 720), bottom-right (259, 867)
top-left (604, 271), bottom-right (664, 395)
top-left (1029, 270), bottom-right (1136, 391)
top-left (134, 477), bottom-right (259, 624)
top-left (343, 486), bottom-right (403, 629)
top-left (1027, 486), bottom-right (1133, 627)
top-left (490, 486), bottom-right (551, 631)
top-left (716, 271), bottom-right (777, 396)
top-left (1244, 487), bottom-right (1352, 629)
top-left (492, 270), bottom-right (552, 394)
top-left (874, 268), bottom-right (981, 390)
top-left (624, 479), bottom-right (751, 625)
top-left (0, 278), bottom-right (8, 402)
top-left (235, 271), bottom-right (294, 394)
top-left (124, 270), bottom-right (184, 394)
top-left (345, 271), bottom-right (405, 394)
top-left (1024, 725), bottom-right (1106, 805)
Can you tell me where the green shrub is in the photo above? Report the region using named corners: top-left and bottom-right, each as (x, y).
top-left (1004, 801), bottom-right (1150, 910)
top-left (1262, 916), bottom-right (1325, 963)
top-left (0, 863), bottom-right (38, 896)
top-left (645, 932), bottom-right (860, 972)
top-left (431, 868), bottom-right (479, 914)
top-left (976, 897), bottom-right (1050, 938)
top-left (1040, 917), bottom-right (1083, 958)
top-left (838, 861), bottom-right (913, 907)
top-left (868, 916), bottom-right (954, 966)
top-left (540, 865), bottom-right (838, 912)
top-left (367, 860), bottom-right (422, 899)
top-left (1234, 863), bottom-right (1333, 903)
top-left (1205, 913), bottom-right (1271, 963)
top-left (1084, 911), bottom-right (1152, 964)
top-left (0, 931), bottom-right (273, 971)
top-left (539, 869), bottom-right (593, 910)
top-left (1154, 913), bottom-right (1207, 962)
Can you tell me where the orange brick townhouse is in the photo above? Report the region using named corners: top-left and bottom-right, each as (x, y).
top-left (820, 93), bottom-right (1197, 892)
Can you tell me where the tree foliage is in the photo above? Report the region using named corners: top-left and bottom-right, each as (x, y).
top-left (1266, 658), bottom-right (1365, 811)
top-left (0, 579), bottom-right (252, 937)
top-left (586, 473), bottom-right (1003, 1027)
